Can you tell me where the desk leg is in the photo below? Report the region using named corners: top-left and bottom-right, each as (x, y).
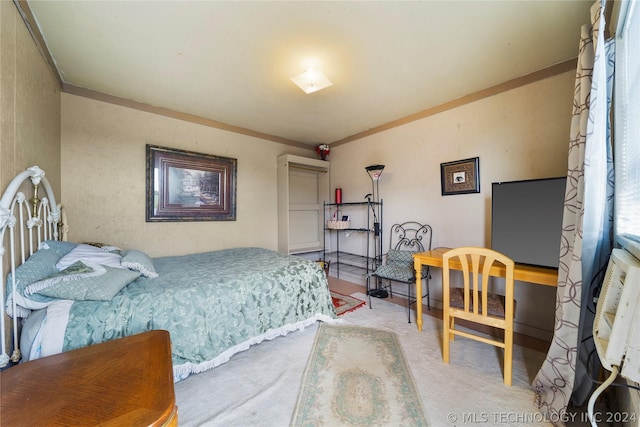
top-left (414, 259), bottom-right (423, 331)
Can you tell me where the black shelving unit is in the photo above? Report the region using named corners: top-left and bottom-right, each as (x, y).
top-left (323, 200), bottom-right (383, 279)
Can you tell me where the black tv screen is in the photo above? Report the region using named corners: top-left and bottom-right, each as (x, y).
top-left (491, 177), bottom-right (566, 269)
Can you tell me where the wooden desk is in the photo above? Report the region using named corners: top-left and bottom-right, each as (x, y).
top-left (413, 247), bottom-right (558, 331)
top-left (1, 330), bottom-right (177, 427)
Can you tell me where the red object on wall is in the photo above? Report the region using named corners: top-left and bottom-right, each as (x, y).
top-left (335, 188), bottom-right (342, 204)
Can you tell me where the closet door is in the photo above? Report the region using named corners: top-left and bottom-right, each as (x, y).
top-left (277, 155), bottom-right (329, 254)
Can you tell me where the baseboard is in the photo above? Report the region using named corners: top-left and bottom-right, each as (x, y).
top-left (512, 322), bottom-right (554, 342)
top-left (329, 271), bottom-right (367, 287)
top-left (616, 379), bottom-right (640, 427)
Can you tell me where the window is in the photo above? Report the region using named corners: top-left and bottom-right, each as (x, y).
top-left (614, 0), bottom-right (640, 257)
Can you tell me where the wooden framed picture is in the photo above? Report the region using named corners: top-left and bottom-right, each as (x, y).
top-left (440, 157), bottom-right (480, 196)
top-left (146, 145), bottom-right (237, 222)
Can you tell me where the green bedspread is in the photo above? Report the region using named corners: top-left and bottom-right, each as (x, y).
top-left (62, 247), bottom-right (337, 380)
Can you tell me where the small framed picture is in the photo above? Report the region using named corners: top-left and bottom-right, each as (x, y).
top-left (440, 157), bottom-right (480, 196)
top-left (341, 215), bottom-right (350, 221)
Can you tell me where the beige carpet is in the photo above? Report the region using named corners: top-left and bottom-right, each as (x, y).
top-left (291, 324), bottom-right (427, 426)
top-left (175, 293), bottom-right (550, 426)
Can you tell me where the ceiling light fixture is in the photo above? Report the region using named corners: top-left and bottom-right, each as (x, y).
top-left (290, 68), bottom-right (333, 94)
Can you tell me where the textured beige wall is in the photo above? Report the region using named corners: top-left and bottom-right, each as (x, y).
top-left (61, 94), bottom-right (313, 257)
top-left (330, 72), bottom-right (573, 248)
top-left (0, 2), bottom-right (61, 194)
top-left (329, 71), bottom-right (575, 340)
top-left (1, 1), bottom-right (61, 358)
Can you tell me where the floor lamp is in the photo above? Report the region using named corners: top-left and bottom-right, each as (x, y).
top-left (365, 164), bottom-right (386, 298)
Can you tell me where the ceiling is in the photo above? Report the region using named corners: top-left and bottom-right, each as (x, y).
top-left (25, 1), bottom-right (592, 147)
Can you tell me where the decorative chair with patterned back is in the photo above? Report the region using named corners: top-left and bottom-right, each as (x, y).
top-left (442, 246), bottom-right (516, 386)
top-left (367, 221), bottom-right (432, 323)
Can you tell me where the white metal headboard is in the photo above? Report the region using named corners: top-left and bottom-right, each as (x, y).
top-left (0, 166), bottom-right (67, 367)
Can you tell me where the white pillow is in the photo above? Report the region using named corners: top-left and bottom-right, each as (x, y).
top-left (56, 244), bottom-right (124, 270)
top-left (121, 250), bottom-right (158, 278)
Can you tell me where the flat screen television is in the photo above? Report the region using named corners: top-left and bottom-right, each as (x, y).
top-left (491, 177), bottom-right (566, 269)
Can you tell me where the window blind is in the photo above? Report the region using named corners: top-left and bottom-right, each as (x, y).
top-left (614, 0), bottom-right (640, 256)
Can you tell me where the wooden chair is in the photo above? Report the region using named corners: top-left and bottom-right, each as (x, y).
top-left (367, 221), bottom-right (432, 323)
top-left (442, 246), bottom-right (515, 386)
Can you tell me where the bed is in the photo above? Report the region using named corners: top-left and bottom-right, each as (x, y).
top-left (1, 166), bottom-right (337, 381)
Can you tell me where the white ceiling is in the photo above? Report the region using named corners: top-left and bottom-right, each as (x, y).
top-left (26, 1), bottom-right (592, 146)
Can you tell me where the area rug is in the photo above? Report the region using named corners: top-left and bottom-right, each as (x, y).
top-left (330, 290), bottom-right (366, 316)
top-left (290, 323), bottom-right (428, 426)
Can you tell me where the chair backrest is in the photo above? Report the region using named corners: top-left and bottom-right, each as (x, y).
top-left (443, 246), bottom-right (515, 321)
top-left (388, 222), bottom-right (433, 254)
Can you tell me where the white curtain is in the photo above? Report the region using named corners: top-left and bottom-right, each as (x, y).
top-left (533, 0), bottom-right (615, 423)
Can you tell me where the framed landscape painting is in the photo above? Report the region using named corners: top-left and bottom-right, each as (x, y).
top-left (146, 145), bottom-right (237, 222)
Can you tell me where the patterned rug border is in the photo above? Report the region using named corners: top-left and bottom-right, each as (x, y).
top-left (291, 323), bottom-right (428, 426)
top-left (330, 290), bottom-right (366, 316)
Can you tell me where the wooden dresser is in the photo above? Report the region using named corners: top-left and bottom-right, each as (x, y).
top-left (0, 330), bottom-right (177, 426)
